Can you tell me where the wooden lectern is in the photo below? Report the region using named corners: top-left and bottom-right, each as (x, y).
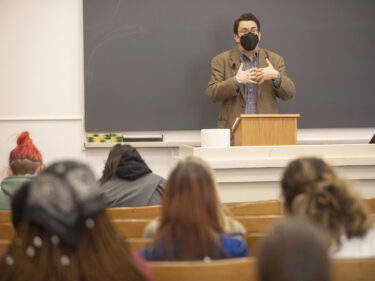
top-left (232, 114), bottom-right (300, 146)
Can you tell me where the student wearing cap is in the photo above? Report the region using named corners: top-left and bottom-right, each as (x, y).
top-left (0, 131), bottom-right (44, 209)
top-left (0, 161), bottom-right (154, 281)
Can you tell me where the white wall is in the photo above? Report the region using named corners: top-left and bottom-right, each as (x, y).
top-left (0, 0), bottom-right (85, 174)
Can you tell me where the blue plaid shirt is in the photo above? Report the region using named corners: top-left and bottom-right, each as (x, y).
top-left (234, 49), bottom-right (281, 114)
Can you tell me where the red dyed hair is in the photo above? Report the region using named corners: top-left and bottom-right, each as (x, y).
top-left (9, 131), bottom-right (43, 164)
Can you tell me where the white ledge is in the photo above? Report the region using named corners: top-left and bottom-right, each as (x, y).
top-left (84, 141), bottom-right (201, 148)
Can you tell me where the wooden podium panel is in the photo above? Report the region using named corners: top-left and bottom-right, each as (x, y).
top-left (232, 114), bottom-right (300, 146)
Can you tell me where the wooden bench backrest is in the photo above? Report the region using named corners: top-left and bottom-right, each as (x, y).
top-left (0, 239), bottom-right (11, 251)
top-left (332, 258), bottom-right (375, 281)
top-left (228, 201), bottom-right (282, 216)
top-left (364, 198), bottom-right (375, 213)
top-left (127, 238), bottom-right (153, 250)
top-left (112, 219), bottom-right (153, 238)
top-left (245, 232), bottom-right (265, 256)
top-left (0, 210), bottom-right (11, 223)
top-left (148, 257), bottom-right (256, 281)
top-left (233, 215), bottom-right (282, 233)
top-left (0, 223), bottom-right (15, 240)
top-left (106, 205), bottom-right (162, 219)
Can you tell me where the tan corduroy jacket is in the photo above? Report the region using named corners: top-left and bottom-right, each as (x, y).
top-left (206, 47), bottom-right (296, 129)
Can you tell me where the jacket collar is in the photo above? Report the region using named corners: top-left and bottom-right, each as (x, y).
top-left (229, 47), bottom-right (268, 70)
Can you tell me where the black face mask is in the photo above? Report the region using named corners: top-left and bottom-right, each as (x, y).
top-left (240, 32), bottom-right (259, 51)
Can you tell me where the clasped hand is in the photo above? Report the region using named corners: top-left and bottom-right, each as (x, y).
top-left (236, 59), bottom-right (279, 85)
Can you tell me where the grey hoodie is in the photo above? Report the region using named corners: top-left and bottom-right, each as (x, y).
top-left (0, 175), bottom-right (34, 209)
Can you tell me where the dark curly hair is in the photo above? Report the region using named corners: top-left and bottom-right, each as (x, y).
top-left (233, 13), bottom-right (260, 34)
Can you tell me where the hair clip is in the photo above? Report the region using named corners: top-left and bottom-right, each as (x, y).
top-left (60, 255), bottom-right (70, 266)
top-left (85, 218), bottom-right (95, 229)
top-left (33, 236), bottom-right (42, 248)
top-left (5, 255), bottom-right (14, 265)
top-left (26, 246), bottom-right (35, 257)
top-left (51, 235), bottom-right (60, 245)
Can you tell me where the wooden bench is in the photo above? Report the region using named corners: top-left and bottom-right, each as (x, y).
top-left (228, 200), bottom-right (282, 216)
top-left (245, 232), bottom-right (265, 256)
top-left (332, 258), bottom-right (375, 281)
top-left (148, 257), bottom-right (256, 281)
top-left (0, 239), bottom-right (11, 251)
top-left (106, 200), bottom-right (282, 220)
top-left (233, 215), bottom-right (282, 233)
top-left (0, 210), bottom-right (11, 223)
top-left (106, 205), bottom-right (162, 219)
top-left (112, 219), bottom-right (153, 238)
top-left (0, 223), bottom-right (14, 240)
top-left (127, 238), bottom-right (153, 250)
top-left (364, 198), bottom-right (375, 213)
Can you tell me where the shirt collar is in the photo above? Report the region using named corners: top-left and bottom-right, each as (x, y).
top-left (239, 47), bottom-right (259, 63)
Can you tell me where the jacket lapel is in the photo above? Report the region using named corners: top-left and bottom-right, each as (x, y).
top-left (229, 48), bottom-right (245, 103)
top-left (257, 48), bottom-right (268, 98)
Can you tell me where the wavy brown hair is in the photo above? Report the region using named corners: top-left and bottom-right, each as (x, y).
top-left (0, 211), bottom-right (146, 281)
top-left (281, 157), bottom-right (337, 213)
top-left (154, 156), bottom-right (225, 260)
top-left (281, 157), bottom-right (373, 248)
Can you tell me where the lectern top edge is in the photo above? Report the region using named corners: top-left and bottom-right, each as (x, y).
top-left (239, 114), bottom-right (300, 118)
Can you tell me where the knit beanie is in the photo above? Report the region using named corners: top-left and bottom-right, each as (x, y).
top-left (9, 131), bottom-right (43, 164)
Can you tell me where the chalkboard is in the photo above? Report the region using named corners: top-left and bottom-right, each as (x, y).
top-left (84, 0), bottom-right (375, 131)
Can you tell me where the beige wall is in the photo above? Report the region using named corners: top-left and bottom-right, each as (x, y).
top-left (0, 0), bottom-right (85, 174)
top-left (0, 1), bottom-right (374, 202)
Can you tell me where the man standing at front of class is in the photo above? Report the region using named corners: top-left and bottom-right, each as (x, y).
top-left (206, 13), bottom-right (296, 129)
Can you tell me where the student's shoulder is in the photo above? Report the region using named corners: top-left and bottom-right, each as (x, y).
top-left (220, 234), bottom-right (249, 257)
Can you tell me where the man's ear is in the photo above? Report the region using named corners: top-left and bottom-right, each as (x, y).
top-left (234, 33), bottom-right (240, 44)
top-left (258, 31), bottom-right (262, 42)
top-left (7, 167), bottom-right (13, 176)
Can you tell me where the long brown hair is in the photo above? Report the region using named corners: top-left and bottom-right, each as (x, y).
top-left (0, 211), bottom-right (146, 281)
top-left (99, 144), bottom-right (129, 184)
top-left (154, 156), bottom-right (225, 260)
top-left (281, 157), bottom-right (373, 248)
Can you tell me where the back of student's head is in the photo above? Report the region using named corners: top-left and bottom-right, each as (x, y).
top-left (155, 156), bottom-right (225, 259)
top-left (281, 157), bottom-right (337, 213)
top-left (290, 177), bottom-right (373, 247)
top-left (8, 131), bottom-right (43, 175)
top-left (257, 217), bottom-right (331, 281)
top-left (1, 160), bottom-right (145, 281)
top-left (99, 144), bottom-right (148, 184)
top-left (281, 157), bottom-right (373, 248)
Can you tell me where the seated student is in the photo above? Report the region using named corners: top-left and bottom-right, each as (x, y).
top-left (0, 161), bottom-right (154, 281)
top-left (281, 157), bottom-right (375, 258)
top-left (0, 131), bottom-right (43, 210)
top-left (99, 144), bottom-right (165, 207)
top-left (141, 156), bottom-right (249, 261)
top-left (257, 217), bottom-right (331, 281)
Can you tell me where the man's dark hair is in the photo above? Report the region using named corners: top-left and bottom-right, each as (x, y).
top-left (233, 13), bottom-right (260, 34)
